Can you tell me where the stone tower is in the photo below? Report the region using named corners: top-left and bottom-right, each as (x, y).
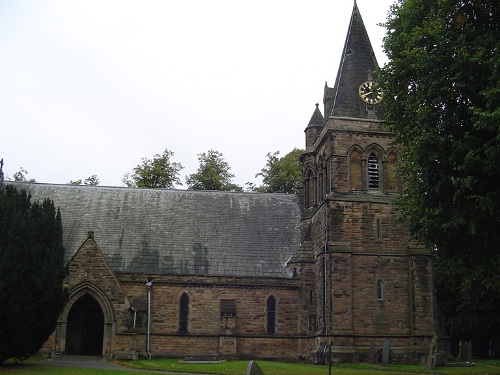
top-left (292, 2), bottom-right (436, 363)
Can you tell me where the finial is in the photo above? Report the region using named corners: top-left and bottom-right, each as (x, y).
top-left (354, 0), bottom-right (357, 8)
top-left (315, 103), bottom-right (319, 108)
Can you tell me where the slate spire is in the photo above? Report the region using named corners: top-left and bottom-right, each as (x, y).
top-left (324, 3), bottom-right (381, 119)
top-left (304, 103), bottom-right (325, 148)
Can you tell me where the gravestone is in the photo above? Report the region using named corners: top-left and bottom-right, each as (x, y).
top-left (466, 340), bottom-right (473, 360)
top-left (458, 340), bottom-right (463, 360)
top-left (381, 339), bottom-right (391, 367)
top-left (460, 341), bottom-right (469, 361)
top-left (246, 360), bottom-right (264, 375)
top-left (426, 334), bottom-right (437, 370)
top-left (369, 342), bottom-right (376, 364)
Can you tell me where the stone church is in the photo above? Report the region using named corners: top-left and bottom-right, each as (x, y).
top-left (18, 3), bottom-right (435, 363)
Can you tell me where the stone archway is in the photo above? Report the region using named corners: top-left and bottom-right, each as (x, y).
top-left (65, 294), bottom-right (104, 355)
top-left (56, 282), bottom-right (115, 357)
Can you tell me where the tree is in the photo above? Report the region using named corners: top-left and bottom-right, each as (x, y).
top-left (379, 0), bottom-right (499, 354)
top-left (127, 149), bottom-right (183, 188)
top-left (12, 167), bottom-right (36, 183)
top-left (186, 150), bottom-right (241, 191)
top-left (69, 175), bottom-right (100, 186)
top-left (254, 148), bottom-right (304, 194)
top-left (0, 185), bottom-right (66, 364)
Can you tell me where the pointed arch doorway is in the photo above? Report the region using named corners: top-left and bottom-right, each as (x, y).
top-left (65, 294), bottom-right (104, 356)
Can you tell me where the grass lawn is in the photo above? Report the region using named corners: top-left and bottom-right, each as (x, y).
top-left (118, 358), bottom-right (500, 375)
top-left (1, 358), bottom-right (499, 375)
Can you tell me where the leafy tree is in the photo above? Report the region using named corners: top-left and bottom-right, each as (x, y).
top-left (379, 0), bottom-right (499, 354)
top-left (254, 148), bottom-right (304, 194)
top-left (0, 185), bottom-right (66, 364)
top-left (12, 167), bottom-right (36, 183)
top-left (186, 150), bottom-right (242, 191)
top-left (69, 175), bottom-right (100, 186)
top-left (128, 149), bottom-right (183, 188)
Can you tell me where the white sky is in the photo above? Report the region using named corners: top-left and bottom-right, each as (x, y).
top-left (0, 0), bottom-right (395, 188)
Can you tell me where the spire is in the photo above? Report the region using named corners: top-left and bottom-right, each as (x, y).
top-left (326, 4), bottom-right (381, 119)
top-left (304, 103), bottom-right (324, 148)
top-left (307, 103), bottom-right (324, 128)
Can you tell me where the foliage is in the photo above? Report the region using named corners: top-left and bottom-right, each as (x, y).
top-left (12, 167), bottom-right (36, 183)
top-left (186, 150), bottom-right (242, 191)
top-left (254, 148), bottom-right (304, 194)
top-left (0, 185), bottom-right (67, 364)
top-left (69, 175), bottom-right (100, 186)
top-left (127, 149), bottom-right (183, 189)
top-left (379, 0), bottom-right (500, 351)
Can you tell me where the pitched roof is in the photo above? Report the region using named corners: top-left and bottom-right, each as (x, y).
top-left (16, 183), bottom-right (301, 278)
top-left (326, 3), bottom-right (380, 119)
top-left (306, 103), bottom-right (324, 128)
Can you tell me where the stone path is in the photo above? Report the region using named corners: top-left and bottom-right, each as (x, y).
top-left (37, 355), bottom-right (201, 374)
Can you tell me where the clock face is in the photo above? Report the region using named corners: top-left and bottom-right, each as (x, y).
top-left (358, 81), bottom-right (383, 104)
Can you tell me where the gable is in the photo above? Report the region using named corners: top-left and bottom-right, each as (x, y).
top-left (66, 234), bottom-right (128, 305)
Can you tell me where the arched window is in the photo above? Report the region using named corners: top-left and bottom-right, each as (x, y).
top-left (368, 153), bottom-right (379, 189)
top-left (349, 149), bottom-right (362, 190)
top-left (376, 279), bottom-right (384, 301)
top-left (266, 296), bottom-right (276, 334)
top-left (179, 293), bottom-right (189, 334)
top-left (386, 151), bottom-right (398, 192)
top-left (304, 169), bottom-right (315, 208)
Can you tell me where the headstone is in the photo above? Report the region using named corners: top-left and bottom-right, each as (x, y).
top-left (381, 339), bottom-right (391, 367)
top-left (466, 340), bottom-right (473, 360)
top-left (458, 340), bottom-right (463, 360)
top-left (426, 334), bottom-right (437, 370)
top-left (245, 360), bottom-right (264, 375)
top-left (460, 341), bottom-right (469, 361)
top-left (369, 342), bottom-right (376, 364)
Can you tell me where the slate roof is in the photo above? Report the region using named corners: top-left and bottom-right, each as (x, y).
top-left (15, 183), bottom-right (301, 278)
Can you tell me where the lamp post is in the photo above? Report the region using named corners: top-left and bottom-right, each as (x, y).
top-left (146, 279), bottom-right (153, 359)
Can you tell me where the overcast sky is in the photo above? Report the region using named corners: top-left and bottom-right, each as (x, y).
top-left (1, 0), bottom-right (395, 188)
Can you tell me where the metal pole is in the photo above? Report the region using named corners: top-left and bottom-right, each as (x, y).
top-left (328, 339), bottom-right (332, 375)
top-left (146, 279), bottom-right (153, 359)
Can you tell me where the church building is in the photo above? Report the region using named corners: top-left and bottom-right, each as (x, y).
top-left (19, 2), bottom-right (435, 363)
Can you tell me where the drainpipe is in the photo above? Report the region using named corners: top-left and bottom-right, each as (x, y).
top-left (146, 279), bottom-right (153, 359)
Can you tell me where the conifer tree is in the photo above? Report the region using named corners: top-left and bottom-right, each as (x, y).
top-left (0, 185), bottom-right (66, 364)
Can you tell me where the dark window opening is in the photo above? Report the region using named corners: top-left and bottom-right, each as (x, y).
top-left (179, 293), bottom-right (189, 333)
top-left (266, 296), bottom-right (276, 334)
top-left (376, 279), bottom-right (384, 301)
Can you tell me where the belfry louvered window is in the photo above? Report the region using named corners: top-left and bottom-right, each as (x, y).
top-left (368, 153), bottom-right (379, 189)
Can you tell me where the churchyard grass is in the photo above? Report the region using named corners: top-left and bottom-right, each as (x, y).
top-left (118, 359), bottom-right (500, 374)
top-left (1, 359), bottom-right (499, 374)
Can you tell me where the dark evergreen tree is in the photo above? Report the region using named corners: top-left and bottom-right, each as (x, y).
top-left (0, 185), bottom-right (66, 364)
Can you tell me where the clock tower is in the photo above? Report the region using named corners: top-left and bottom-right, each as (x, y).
top-left (293, 2), bottom-right (436, 363)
